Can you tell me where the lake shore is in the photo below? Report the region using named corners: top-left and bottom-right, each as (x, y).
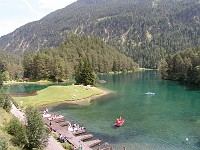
top-left (3, 80), bottom-right (53, 85)
top-left (39, 88), bottom-right (112, 110)
top-left (51, 87), bottom-right (112, 106)
top-left (13, 85), bottom-right (112, 108)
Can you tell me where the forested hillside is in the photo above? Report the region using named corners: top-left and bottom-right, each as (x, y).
top-left (0, 49), bottom-right (23, 79)
top-left (159, 47), bottom-right (200, 85)
top-left (1, 0), bottom-right (200, 68)
top-left (23, 35), bottom-right (138, 81)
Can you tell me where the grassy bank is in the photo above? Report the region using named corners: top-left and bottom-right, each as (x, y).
top-left (3, 79), bottom-right (53, 85)
top-left (0, 109), bottom-right (21, 150)
top-left (13, 85), bottom-right (104, 108)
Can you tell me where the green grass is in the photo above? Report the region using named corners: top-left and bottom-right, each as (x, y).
top-left (14, 85), bottom-right (103, 108)
top-left (0, 109), bottom-right (21, 150)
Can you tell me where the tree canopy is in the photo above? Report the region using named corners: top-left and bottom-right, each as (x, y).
top-left (23, 35), bottom-right (138, 81)
top-left (159, 46), bottom-right (200, 85)
top-left (75, 59), bottom-right (96, 85)
top-left (7, 106), bottom-right (49, 149)
top-left (25, 106), bottom-right (49, 149)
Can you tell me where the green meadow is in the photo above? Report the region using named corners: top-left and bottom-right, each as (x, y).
top-left (14, 85), bottom-right (103, 108)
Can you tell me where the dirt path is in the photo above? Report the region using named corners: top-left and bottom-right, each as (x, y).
top-left (45, 136), bottom-right (65, 150)
top-left (10, 104), bottom-right (65, 150)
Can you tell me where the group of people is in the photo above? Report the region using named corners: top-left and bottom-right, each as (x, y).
top-left (59, 134), bottom-right (67, 143)
top-left (67, 122), bottom-right (86, 132)
top-left (47, 114), bottom-right (64, 121)
top-left (43, 108), bottom-right (48, 114)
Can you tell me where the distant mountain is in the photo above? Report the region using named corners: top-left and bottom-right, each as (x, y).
top-left (1, 0), bottom-right (200, 68)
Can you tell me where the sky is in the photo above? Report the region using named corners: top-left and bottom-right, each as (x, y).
top-left (0, 0), bottom-right (77, 37)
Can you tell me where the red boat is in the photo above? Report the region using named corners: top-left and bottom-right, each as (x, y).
top-left (114, 118), bottom-right (124, 127)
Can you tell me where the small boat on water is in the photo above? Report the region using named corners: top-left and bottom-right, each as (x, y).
top-left (114, 117), bottom-right (125, 127)
top-left (145, 92), bottom-right (155, 95)
top-left (99, 80), bottom-right (106, 83)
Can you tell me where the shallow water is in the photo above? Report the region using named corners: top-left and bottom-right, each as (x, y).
top-left (5, 71), bottom-right (200, 150)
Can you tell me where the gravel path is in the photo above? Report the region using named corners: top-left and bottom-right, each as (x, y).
top-left (45, 136), bottom-right (65, 150)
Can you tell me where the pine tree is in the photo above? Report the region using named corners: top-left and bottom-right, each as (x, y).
top-left (75, 59), bottom-right (96, 86)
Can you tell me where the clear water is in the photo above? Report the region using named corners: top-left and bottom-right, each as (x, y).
top-left (4, 71), bottom-right (200, 150)
top-left (2, 82), bottom-right (70, 94)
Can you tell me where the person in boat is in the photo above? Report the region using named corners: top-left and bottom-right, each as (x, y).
top-left (117, 116), bottom-right (123, 122)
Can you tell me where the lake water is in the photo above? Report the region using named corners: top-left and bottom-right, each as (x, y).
top-left (4, 71), bottom-right (200, 150)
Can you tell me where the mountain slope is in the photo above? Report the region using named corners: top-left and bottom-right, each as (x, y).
top-left (1, 0), bottom-right (200, 68)
top-left (0, 49), bottom-right (23, 79)
top-left (23, 35), bottom-right (138, 80)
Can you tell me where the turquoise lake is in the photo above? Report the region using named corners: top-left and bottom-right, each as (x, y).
top-left (4, 71), bottom-right (200, 150)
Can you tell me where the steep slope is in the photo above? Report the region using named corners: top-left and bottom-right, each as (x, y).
top-left (0, 0), bottom-right (200, 68)
top-left (23, 35), bottom-right (138, 80)
top-left (0, 49), bottom-right (23, 79)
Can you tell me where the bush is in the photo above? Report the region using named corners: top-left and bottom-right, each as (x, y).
top-left (3, 95), bottom-right (12, 112)
top-left (0, 90), bottom-right (12, 112)
top-left (1, 71), bottom-right (10, 81)
top-left (0, 92), bottom-right (5, 107)
top-left (7, 117), bottom-right (22, 135)
top-left (0, 137), bottom-right (8, 150)
top-left (7, 117), bottom-right (27, 148)
top-left (18, 78), bottom-right (23, 82)
top-left (7, 107), bottom-right (49, 149)
top-left (12, 127), bottom-right (27, 147)
top-left (62, 142), bottom-right (72, 150)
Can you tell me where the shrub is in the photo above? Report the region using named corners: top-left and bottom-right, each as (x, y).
top-left (7, 117), bottom-right (27, 148)
top-left (0, 92), bottom-right (5, 107)
top-left (0, 137), bottom-right (8, 150)
top-left (7, 117), bottom-right (22, 135)
top-left (0, 90), bottom-right (12, 112)
top-left (12, 126), bottom-right (27, 147)
top-left (18, 78), bottom-right (23, 82)
top-left (3, 95), bottom-right (12, 112)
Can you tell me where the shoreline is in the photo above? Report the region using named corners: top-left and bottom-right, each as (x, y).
top-left (3, 80), bottom-right (53, 86)
top-left (12, 85), bottom-right (113, 109)
top-left (39, 87), bottom-right (113, 109)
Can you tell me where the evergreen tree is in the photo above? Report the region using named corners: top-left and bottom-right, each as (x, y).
top-left (75, 61), bottom-right (83, 84)
top-left (75, 59), bottom-right (96, 86)
top-left (159, 59), bottom-right (168, 79)
top-left (25, 106), bottom-right (49, 149)
top-left (159, 46), bottom-right (200, 85)
top-left (0, 60), bottom-right (7, 74)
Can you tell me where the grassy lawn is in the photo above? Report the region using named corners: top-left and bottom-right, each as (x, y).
top-left (14, 85), bottom-right (103, 108)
